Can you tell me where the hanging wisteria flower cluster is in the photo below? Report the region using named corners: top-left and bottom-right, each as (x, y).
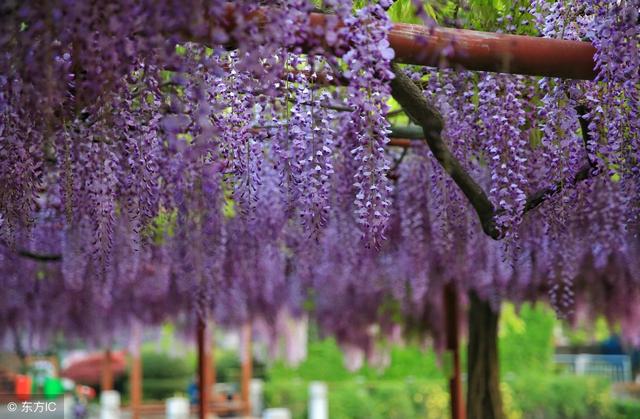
top-left (1, 0), bottom-right (639, 365)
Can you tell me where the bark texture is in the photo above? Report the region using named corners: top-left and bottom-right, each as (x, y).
top-left (467, 292), bottom-right (505, 419)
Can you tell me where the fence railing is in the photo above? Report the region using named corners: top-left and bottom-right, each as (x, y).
top-left (554, 354), bottom-right (632, 382)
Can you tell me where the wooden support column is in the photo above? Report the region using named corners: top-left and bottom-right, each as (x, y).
top-left (130, 324), bottom-right (142, 419)
top-left (444, 283), bottom-right (465, 419)
top-left (101, 349), bottom-right (113, 392)
top-left (197, 318), bottom-right (211, 419)
top-left (208, 321), bottom-right (216, 406)
top-left (240, 323), bottom-right (253, 417)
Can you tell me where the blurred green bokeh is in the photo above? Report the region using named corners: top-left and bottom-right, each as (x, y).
top-left (263, 303), bottom-right (640, 418)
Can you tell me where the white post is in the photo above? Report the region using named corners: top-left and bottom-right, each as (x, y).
top-left (575, 354), bottom-right (589, 375)
top-left (308, 382), bottom-right (328, 419)
top-left (251, 378), bottom-right (264, 417)
top-left (263, 408), bottom-right (292, 419)
top-left (166, 396), bottom-right (190, 419)
top-left (63, 394), bottom-right (74, 418)
top-left (99, 390), bottom-right (121, 419)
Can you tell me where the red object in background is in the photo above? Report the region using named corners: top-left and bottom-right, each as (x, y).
top-left (14, 375), bottom-right (32, 401)
top-left (61, 351), bottom-right (126, 386)
top-left (76, 385), bottom-right (96, 400)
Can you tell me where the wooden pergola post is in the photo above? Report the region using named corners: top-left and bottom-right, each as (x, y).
top-left (197, 318), bottom-right (212, 419)
top-left (445, 283), bottom-right (465, 419)
top-left (129, 324), bottom-right (142, 419)
top-left (101, 348), bottom-right (114, 392)
top-left (240, 322), bottom-right (253, 417)
top-left (208, 321), bottom-right (216, 407)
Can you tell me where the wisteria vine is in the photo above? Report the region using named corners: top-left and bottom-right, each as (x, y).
top-left (0, 0), bottom-right (639, 365)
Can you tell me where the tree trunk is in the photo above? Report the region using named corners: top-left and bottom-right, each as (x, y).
top-left (444, 283), bottom-right (465, 419)
top-left (466, 292), bottom-right (505, 419)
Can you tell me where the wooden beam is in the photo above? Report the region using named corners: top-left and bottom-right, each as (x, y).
top-left (215, 3), bottom-right (596, 80)
top-left (385, 22), bottom-right (596, 79)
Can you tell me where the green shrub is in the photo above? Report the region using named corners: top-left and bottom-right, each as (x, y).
top-left (214, 350), bottom-right (266, 383)
top-left (330, 382), bottom-right (381, 419)
top-left (268, 303), bottom-right (555, 385)
top-left (263, 380), bottom-right (308, 419)
top-left (406, 380), bottom-right (450, 418)
top-left (501, 381), bottom-right (523, 419)
top-left (264, 380), bottom-right (420, 419)
top-left (140, 377), bottom-right (190, 401)
top-left (366, 381), bottom-right (415, 419)
top-left (266, 380), bottom-right (442, 419)
top-left (612, 399), bottom-right (640, 418)
top-left (268, 339), bottom-right (353, 382)
top-left (377, 347), bottom-right (445, 381)
top-left (507, 374), bottom-right (614, 419)
top-left (261, 304), bottom-right (633, 419)
top-left (499, 303), bottom-right (555, 375)
top-left (265, 376), bottom-right (638, 419)
top-left (215, 350), bottom-right (241, 383)
top-left (140, 351), bottom-right (191, 379)
top-left (121, 351), bottom-right (193, 401)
